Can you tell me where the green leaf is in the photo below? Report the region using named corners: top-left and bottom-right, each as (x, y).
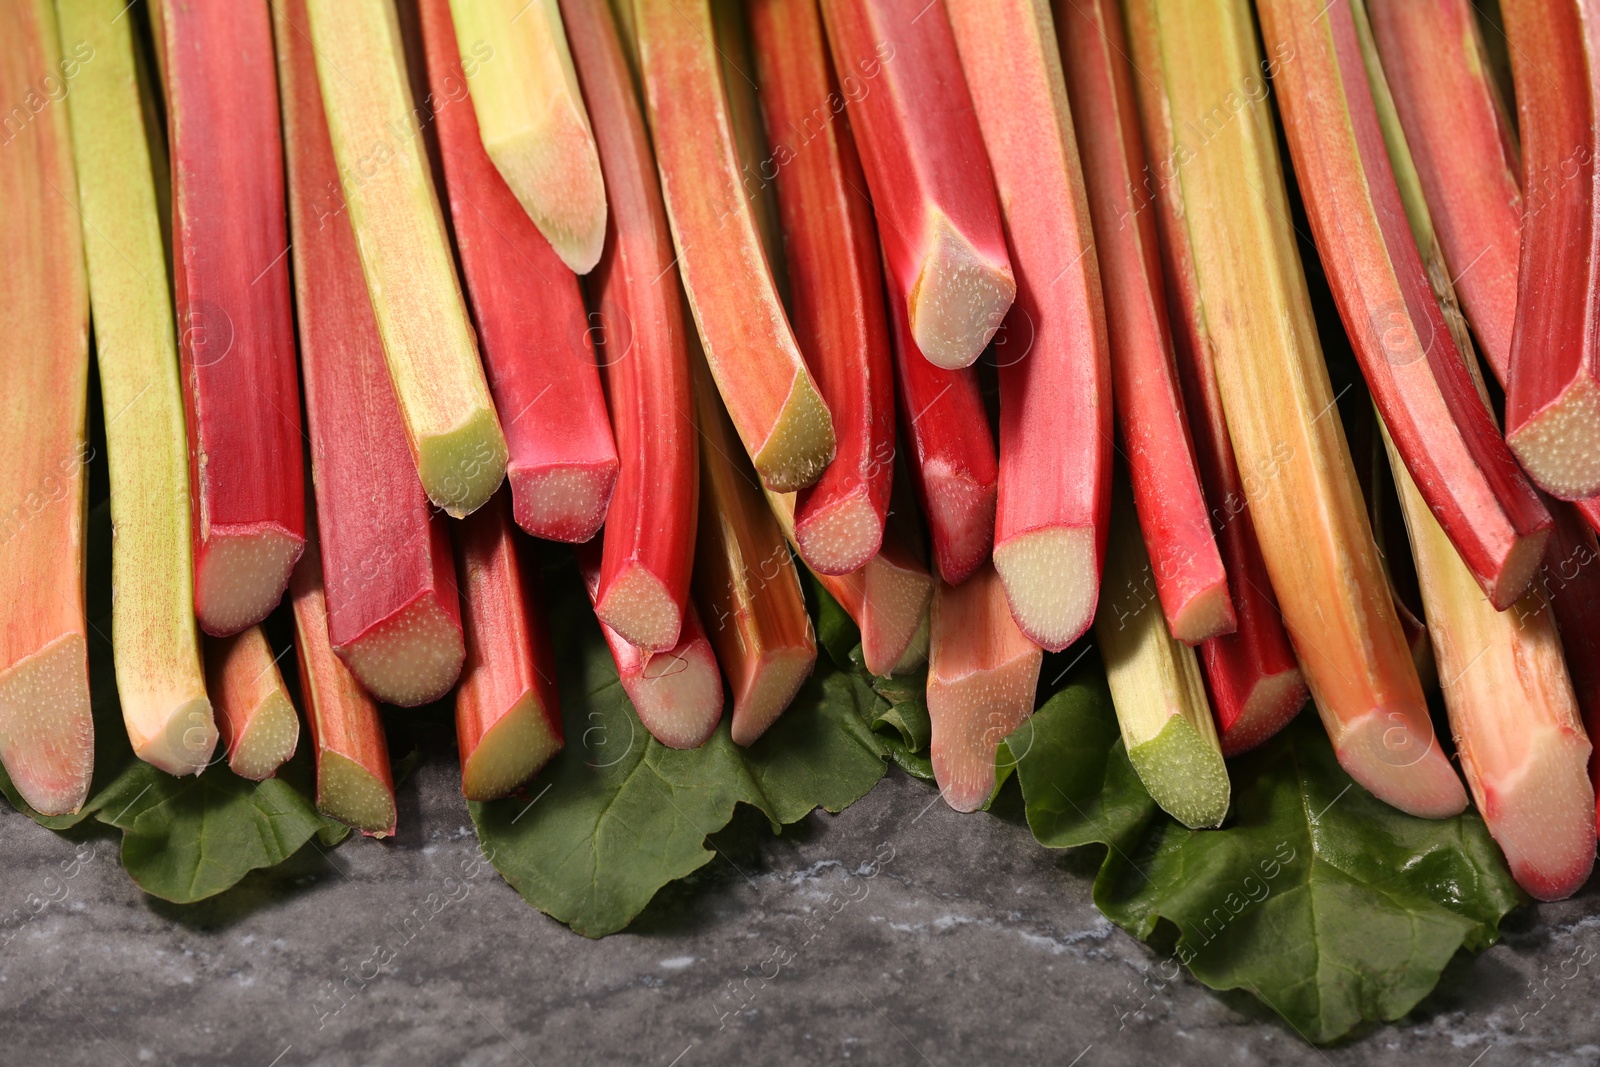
top-left (1008, 673), bottom-right (1524, 1044)
top-left (471, 558), bottom-right (895, 938)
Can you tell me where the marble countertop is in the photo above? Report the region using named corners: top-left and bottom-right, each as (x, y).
top-left (2, 759), bottom-right (1596, 1066)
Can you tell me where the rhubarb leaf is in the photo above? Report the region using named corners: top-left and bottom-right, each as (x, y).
top-left (471, 561), bottom-right (893, 937)
top-left (1008, 669), bottom-right (1524, 1044)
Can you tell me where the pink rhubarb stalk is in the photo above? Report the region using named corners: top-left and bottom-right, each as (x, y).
top-left (560, 0), bottom-right (698, 654)
top-left (419, 0), bottom-right (618, 543)
top-left (275, 0), bottom-right (465, 708)
top-left (817, 0), bottom-right (1015, 371)
top-left (749, 0), bottom-right (895, 575)
top-left (204, 627), bottom-right (299, 781)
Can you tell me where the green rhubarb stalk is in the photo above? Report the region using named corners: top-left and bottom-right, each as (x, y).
top-left (58, 0), bottom-right (215, 777)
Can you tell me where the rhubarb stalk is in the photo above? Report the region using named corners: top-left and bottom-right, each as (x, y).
top-left (560, 0), bottom-right (698, 653)
top-left (454, 492), bottom-right (563, 801)
top-left (1498, 0), bottom-right (1600, 501)
top-left (1257, 0), bottom-right (1551, 611)
top-left (420, 0), bottom-right (619, 543)
top-left (443, 0), bottom-right (607, 274)
top-left (291, 538), bottom-right (396, 837)
top-left (1046, 0), bottom-right (1222, 647)
top-left (0, 0), bottom-right (94, 815)
top-left (818, 0), bottom-right (1015, 370)
top-left (578, 543), bottom-right (724, 751)
top-left (1096, 487), bottom-right (1231, 831)
top-left (304, 0), bottom-right (508, 517)
top-left (926, 563), bottom-right (1041, 813)
top-left (1539, 507), bottom-right (1600, 826)
top-left (59, 0), bottom-right (216, 777)
top-left (691, 351), bottom-right (816, 747)
top-left (204, 627), bottom-right (299, 782)
top-left (276, 0), bottom-right (466, 708)
top-left (888, 264), bottom-right (997, 586)
top-left (1124, 0), bottom-right (1465, 818)
top-left (749, 0), bottom-right (895, 576)
top-left (160, 0), bottom-right (305, 637)
top-left (1384, 419), bottom-right (1594, 899)
top-left (634, 0), bottom-right (835, 494)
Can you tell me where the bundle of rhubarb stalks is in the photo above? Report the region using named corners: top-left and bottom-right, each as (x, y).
top-left (4, 0), bottom-right (1600, 904)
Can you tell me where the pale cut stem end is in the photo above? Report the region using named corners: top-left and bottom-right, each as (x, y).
top-left (1167, 581), bottom-right (1237, 647)
top-left (317, 749), bottom-right (396, 836)
top-left (922, 460), bottom-right (998, 585)
top-left (751, 372), bottom-right (837, 493)
top-left (131, 695), bottom-right (218, 778)
top-left (485, 116), bottom-right (608, 275)
top-left (1127, 714), bottom-right (1232, 830)
top-left (993, 526), bottom-right (1098, 652)
top-left (909, 210), bottom-right (1017, 370)
top-left (595, 561), bottom-right (683, 653)
top-left (460, 690), bottom-right (563, 801)
top-left (1468, 725), bottom-right (1596, 901)
top-left (626, 638), bottom-right (723, 750)
top-left (509, 459), bottom-right (619, 543)
top-left (861, 555), bottom-right (936, 678)
top-left (1486, 523), bottom-right (1551, 612)
top-left (229, 691), bottom-right (300, 781)
top-left (794, 487), bottom-right (885, 576)
top-left (195, 526), bottom-right (305, 637)
top-left (0, 634), bottom-right (93, 816)
top-left (340, 596), bottom-right (465, 707)
top-left (1326, 706), bottom-right (1468, 819)
top-left (1508, 377), bottom-right (1600, 500)
top-left (1216, 669), bottom-right (1308, 758)
top-left (928, 646), bottom-right (1042, 813)
top-left (730, 646), bottom-right (815, 747)
top-left (415, 406), bottom-right (511, 518)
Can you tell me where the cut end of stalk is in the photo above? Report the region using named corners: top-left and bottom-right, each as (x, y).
top-left (993, 527), bottom-right (1098, 653)
top-left (794, 487), bottom-right (885, 576)
top-left (1507, 378), bottom-right (1600, 500)
top-left (928, 651), bottom-right (1040, 813)
top-left (486, 116), bottom-right (608, 275)
top-left (195, 526), bottom-right (305, 636)
top-left (0, 634), bottom-right (93, 816)
top-left (509, 459), bottom-right (619, 543)
top-left (1126, 714), bottom-right (1231, 829)
top-left (1329, 706), bottom-right (1468, 819)
top-left (228, 691), bottom-right (301, 781)
top-left (1216, 670), bottom-right (1308, 758)
top-left (730, 646), bottom-right (814, 747)
top-left (908, 210), bottom-right (1017, 370)
top-left (1487, 523), bottom-right (1552, 612)
top-left (751, 374), bottom-right (837, 493)
top-left (133, 696), bottom-right (218, 778)
top-left (595, 561), bottom-right (683, 652)
top-left (860, 555), bottom-right (937, 678)
top-left (1167, 582), bottom-right (1237, 647)
top-left (339, 597), bottom-right (466, 707)
top-left (317, 749), bottom-right (396, 836)
top-left (460, 690), bottom-right (563, 802)
top-left (1470, 727), bottom-right (1596, 901)
top-left (415, 407), bottom-right (511, 518)
top-left (628, 642), bottom-right (724, 750)
top-left (922, 458), bottom-right (998, 584)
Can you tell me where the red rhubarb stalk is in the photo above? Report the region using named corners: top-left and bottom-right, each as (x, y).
top-left (1258, 0), bottom-right (1552, 611)
top-left (275, 0), bottom-right (466, 708)
top-left (634, 0), bottom-right (836, 494)
top-left (560, 0), bottom-right (698, 654)
top-left (1498, 0), bottom-right (1600, 500)
top-left (691, 352), bottom-right (817, 747)
top-left (204, 627), bottom-right (299, 782)
top-left (454, 492), bottom-right (563, 801)
top-left (1538, 506), bottom-right (1600, 831)
top-left (0, 0), bottom-right (93, 815)
top-left (290, 537), bottom-right (396, 837)
top-left (160, 0), bottom-right (305, 637)
top-left (927, 563), bottom-right (1042, 813)
top-left (1046, 0), bottom-right (1225, 647)
top-left (817, 0), bottom-right (1015, 370)
top-left (888, 263), bottom-right (997, 586)
top-left (749, 0), bottom-right (895, 576)
top-left (578, 543), bottom-right (724, 751)
top-left (419, 0), bottom-right (619, 543)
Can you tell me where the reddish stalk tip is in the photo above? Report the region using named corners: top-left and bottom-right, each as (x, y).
top-left (992, 526), bottom-right (1097, 653)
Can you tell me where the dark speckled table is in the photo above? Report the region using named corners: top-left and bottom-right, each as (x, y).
top-left (2, 759), bottom-right (1597, 1066)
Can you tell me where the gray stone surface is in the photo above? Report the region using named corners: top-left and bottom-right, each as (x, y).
top-left (2, 759), bottom-right (1597, 1067)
